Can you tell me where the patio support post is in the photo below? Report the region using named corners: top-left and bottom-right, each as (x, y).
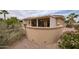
top-left (30, 20), bottom-right (31, 26)
top-left (37, 19), bottom-right (38, 27)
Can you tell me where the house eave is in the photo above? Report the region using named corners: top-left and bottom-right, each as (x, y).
top-left (23, 15), bottom-right (65, 21)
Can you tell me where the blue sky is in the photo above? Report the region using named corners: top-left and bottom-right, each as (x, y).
top-left (0, 10), bottom-right (79, 21)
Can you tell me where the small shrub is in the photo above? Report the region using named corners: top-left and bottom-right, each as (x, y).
top-left (58, 32), bottom-right (79, 49)
top-left (0, 23), bottom-right (25, 48)
top-left (73, 24), bottom-right (79, 31)
top-left (0, 17), bottom-right (25, 48)
top-left (0, 29), bottom-right (25, 48)
top-left (66, 24), bottom-right (72, 28)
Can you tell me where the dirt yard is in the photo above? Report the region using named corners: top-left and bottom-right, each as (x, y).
top-left (9, 37), bottom-right (58, 49)
top-left (9, 28), bottom-right (76, 49)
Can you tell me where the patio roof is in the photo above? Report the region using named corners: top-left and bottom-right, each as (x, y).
top-left (23, 15), bottom-right (65, 20)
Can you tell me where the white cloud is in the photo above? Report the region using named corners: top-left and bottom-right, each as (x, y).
top-left (7, 10), bottom-right (60, 19)
top-left (0, 10), bottom-right (79, 21)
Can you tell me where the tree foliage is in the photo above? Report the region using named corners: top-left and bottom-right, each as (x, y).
top-left (66, 13), bottom-right (79, 28)
top-left (0, 10), bottom-right (9, 20)
top-left (5, 17), bottom-right (19, 25)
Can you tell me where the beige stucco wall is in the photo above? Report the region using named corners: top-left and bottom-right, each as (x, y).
top-left (50, 17), bottom-right (56, 28)
top-left (26, 26), bottom-right (64, 45)
top-left (56, 19), bottom-right (64, 26)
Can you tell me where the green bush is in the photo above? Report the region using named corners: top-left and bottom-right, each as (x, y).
top-left (58, 32), bottom-right (79, 49)
top-left (0, 29), bottom-right (25, 48)
top-left (66, 24), bottom-right (73, 28)
top-left (0, 17), bottom-right (26, 48)
top-left (73, 24), bottom-right (79, 31)
top-left (0, 19), bottom-right (25, 48)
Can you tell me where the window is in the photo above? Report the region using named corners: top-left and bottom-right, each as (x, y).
top-left (38, 19), bottom-right (44, 27)
top-left (46, 19), bottom-right (50, 27)
top-left (30, 18), bottom-right (50, 27)
top-left (38, 18), bottom-right (50, 27)
top-left (31, 19), bottom-right (37, 26)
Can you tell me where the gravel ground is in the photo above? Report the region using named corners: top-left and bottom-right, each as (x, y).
top-left (9, 28), bottom-right (75, 49)
top-left (9, 37), bottom-right (59, 49)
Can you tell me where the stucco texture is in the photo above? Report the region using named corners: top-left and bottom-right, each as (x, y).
top-left (26, 26), bottom-right (64, 45)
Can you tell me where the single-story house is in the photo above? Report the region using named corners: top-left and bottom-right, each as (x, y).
top-left (23, 15), bottom-right (65, 45)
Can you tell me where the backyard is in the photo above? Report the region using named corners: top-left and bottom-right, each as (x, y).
top-left (9, 28), bottom-right (79, 49)
top-left (0, 10), bottom-right (79, 49)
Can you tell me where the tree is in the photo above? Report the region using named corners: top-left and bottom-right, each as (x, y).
top-left (77, 21), bottom-right (79, 23)
top-left (5, 17), bottom-right (20, 29)
top-left (0, 12), bottom-right (2, 20)
top-left (0, 12), bottom-right (2, 14)
top-left (66, 13), bottom-right (79, 27)
top-left (0, 10), bottom-right (9, 20)
top-left (6, 17), bottom-right (19, 25)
